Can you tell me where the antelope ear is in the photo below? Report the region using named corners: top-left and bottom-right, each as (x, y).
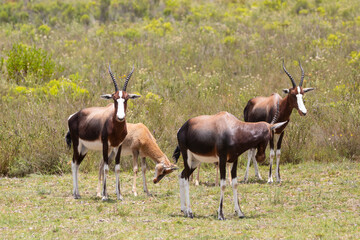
top-left (100, 94), bottom-right (112, 99)
top-left (282, 89), bottom-right (290, 94)
top-left (165, 165), bottom-right (179, 171)
top-left (303, 88), bottom-right (314, 93)
top-left (128, 94), bottom-right (141, 99)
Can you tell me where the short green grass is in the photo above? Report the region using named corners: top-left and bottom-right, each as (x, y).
top-left (1, 160), bottom-right (359, 239)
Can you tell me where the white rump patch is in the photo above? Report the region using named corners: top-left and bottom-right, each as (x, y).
top-left (68, 112), bottom-right (76, 121)
top-left (296, 86), bottom-right (307, 114)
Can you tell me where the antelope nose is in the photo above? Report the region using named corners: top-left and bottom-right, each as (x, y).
top-left (117, 117), bottom-right (125, 122)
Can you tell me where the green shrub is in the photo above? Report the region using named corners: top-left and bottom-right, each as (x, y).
top-left (8, 77), bottom-right (89, 101)
top-left (6, 43), bottom-right (55, 86)
top-left (263, 0), bottom-right (285, 11)
top-left (293, 0), bottom-right (310, 14)
top-left (80, 14), bottom-right (90, 25)
top-left (38, 24), bottom-right (51, 35)
top-left (144, 18), bottom-right (173, 36)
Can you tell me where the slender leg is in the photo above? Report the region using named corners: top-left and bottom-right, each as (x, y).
top-left (97, 160), bottom-right (104, 198)
top-left (72, 161), bottom-right (80, 199)
top-left (195, 164), bottom-right (200, 186)
top-left (72, 143), bottom-right (86, 199)
top-left (141, 157), bottom-right (151, 196)
top-left (253, 156), bottom-right (263, 180)
top-left (114, 145), bottom-right (123, 201)
top-left (102, 162), bottom-right (109, 201)
top-left (132, 151), bottom-right (139, 196)
top-left (101, 141), bottom-right (110, 201)
top-left (179, 173), bottom-right (186, 213)
top-left (215, 163), bottom-right (219, 187)
top-left (179, 149), bottom-right (189, 215)
top-left (231, 159), bottom-right (245, 218)
top-left (97, 151), bottom-right (114, 198)
top-left (184, 177), bottom-right (192, 218)
top-left (276, 132), bottom-right (285, 183)
top-left (268, 133), bottom-right (275, 183)
top-left (227, 163), bottom-right (232, 185)
top-left (218, 154), bottom-right (227, 220)
top-left (179, 150), bottom-right (198, 218)
top-left (244, 149), bottom-right (254, 182)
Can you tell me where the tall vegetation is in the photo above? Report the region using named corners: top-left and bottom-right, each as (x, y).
top-left (0, 0), bottom-right (359, 176)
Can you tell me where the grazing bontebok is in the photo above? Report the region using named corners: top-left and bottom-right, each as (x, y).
top-left (243, 60), bottom-right (314, 183)
top-left (65, 65), bottom-right (140, 200)
top-left (173, 110), bottom-right (286, 220)
top-left (97, 123), bottom-right (178, 197)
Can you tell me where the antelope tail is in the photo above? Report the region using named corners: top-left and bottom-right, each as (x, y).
top-left (172, 145), bottom-right (181, 163)
top-left (65, 131), bottom-right (72, 149)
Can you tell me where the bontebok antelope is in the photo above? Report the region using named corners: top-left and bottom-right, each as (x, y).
top-left (65, 65), bottom-right (140, 200)
top-left (173, 111), bottom-right (286, 220)
top-left (97, 123), bottom-right (178, 197)
top-left (243, 60), bottom-right (314, 183)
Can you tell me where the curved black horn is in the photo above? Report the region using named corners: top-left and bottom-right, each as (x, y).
top-left (108, 64), bottom-right (119, 92)
top-left (123, 65), bottom-right (135, 91)
top-left (282, 60), bottom-right (296, 88)
top-left (299, 61), bottom-right (305, 87)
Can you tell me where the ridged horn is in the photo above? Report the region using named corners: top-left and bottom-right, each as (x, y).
top-left (108, 64), bottom-right (119, 92)
top-left (299, 61), bottom-right (305, 87)
top-left (282, 60), bottom-right (296, 88)
top-left (270, 99), bottom-right (280, 124)
top-left (123, 65), bottom-right (135, 91)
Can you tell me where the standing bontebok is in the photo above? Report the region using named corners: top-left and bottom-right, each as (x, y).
top-left (65, 64), bottom-right (140, 200)
top-left (173, 111), bottom-right (286, 220)
top-left (243, 60), bottom-right (314, 183)
top-left (97, 123), bottom-right (178, 197)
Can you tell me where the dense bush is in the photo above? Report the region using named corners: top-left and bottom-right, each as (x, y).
top-left (0, 0), bottom-right (359, 177)
top-left (6, 43), bottom-right (55, 86)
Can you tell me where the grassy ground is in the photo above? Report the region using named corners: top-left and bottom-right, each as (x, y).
top-left (1, 160), bottom-right (359, 239)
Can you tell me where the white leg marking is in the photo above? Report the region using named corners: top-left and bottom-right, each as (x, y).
top-left (115, 164), bottom-right (123, 200)
top-left (218, 179), bottom-right (226, 220)
top-left (244, 149), bottom-right (253, 182)
top-left (72, 162), bottom-right (80, 198)
top-left (268, 149), bottom-right (275, 183)
top-left (97, 161), bottom-right (103, 197)
top-left (184, 179), bottom-right (193, 218)
top-left (178, 175), bottom-right (186, 213)
top-left (276, 149), bottom-right (281, 183)
top-left (227, 163), bottom-right (233, 185)
top-left (102, 163), bottom-right (109, 201)
top-left (232, 177), bottom-right (244, 218)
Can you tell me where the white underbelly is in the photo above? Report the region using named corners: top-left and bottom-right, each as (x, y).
top-left (190, 151), bottom-right (219, 163)
top-left (79, 139), bottom-right (104, 151)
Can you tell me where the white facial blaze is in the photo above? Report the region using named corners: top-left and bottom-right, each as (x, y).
top-left (296, 86), bottom-right (307, 114)
top-left (116, 91), bottom-right (126, 120)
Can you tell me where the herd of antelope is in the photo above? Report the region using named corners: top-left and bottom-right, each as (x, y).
top-left (65, 61), bottom-right (314, 220)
